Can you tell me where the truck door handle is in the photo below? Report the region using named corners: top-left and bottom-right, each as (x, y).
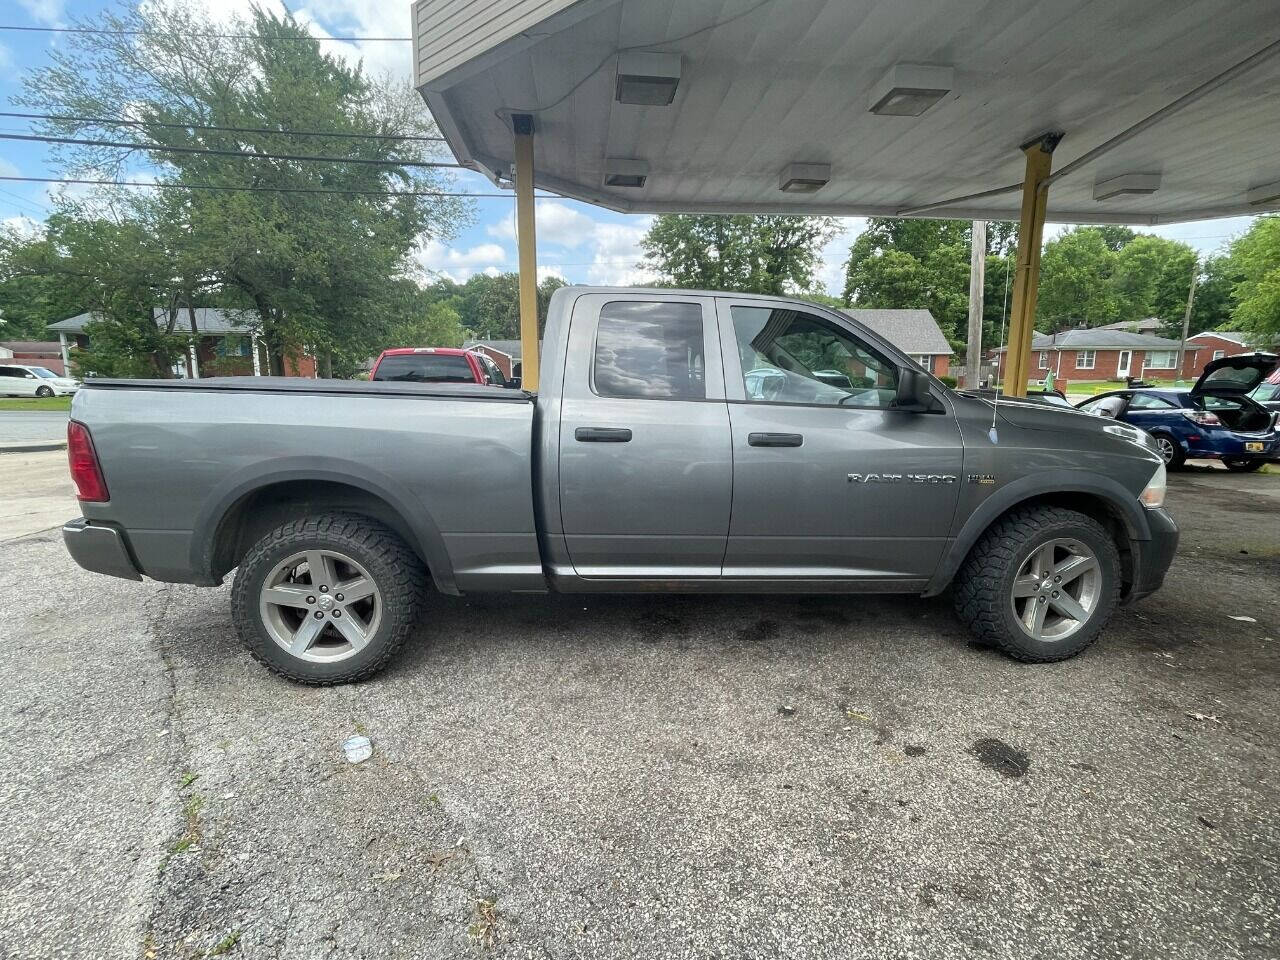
top-left (575, 427), bottom-right (632, 443)
top-left (748, 432), bottom-right (803, 447)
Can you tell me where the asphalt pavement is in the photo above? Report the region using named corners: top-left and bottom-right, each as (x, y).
top-left (0, 461), bottom-right (1277, 959)
top-left (0, 410), bottom-right (70, 448)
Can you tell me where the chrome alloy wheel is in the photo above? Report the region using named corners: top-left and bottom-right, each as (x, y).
top-left (1154, 435), bottom-right (1176, 464)
top-left (1010, 538), bottom-right (1102, 642)
top-left (259, 549), bottom-right (383, 662)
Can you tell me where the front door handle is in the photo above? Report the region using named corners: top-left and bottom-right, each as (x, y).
top-left (748, 432), bottom-right (803, 447)
top-left (575, 427), bottom-right (633, 443)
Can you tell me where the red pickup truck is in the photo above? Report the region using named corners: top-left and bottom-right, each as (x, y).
top-left (369, 347), bottom-right (510, 386)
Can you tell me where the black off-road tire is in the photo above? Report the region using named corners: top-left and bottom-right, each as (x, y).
top-left (231, 513), bottom-right (427, 685)
top-left (953, 506), bottom-right (1122, 663)
top-left (1222, 458), bottom-right (1265, 473)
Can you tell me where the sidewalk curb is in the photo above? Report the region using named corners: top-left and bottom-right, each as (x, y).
top-left (0, 441), bottom-right (67, 454)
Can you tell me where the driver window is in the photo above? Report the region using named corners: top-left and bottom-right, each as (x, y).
top-left (730, 306), bottom-right (899, 408)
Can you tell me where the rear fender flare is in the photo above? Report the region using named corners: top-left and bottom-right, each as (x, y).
top-left (189, 457), bottom-right (457, 594)
top-left (924, 470), bottom-right (1151, 596)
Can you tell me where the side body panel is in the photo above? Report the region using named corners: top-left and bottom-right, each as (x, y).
top-left (72, 383), bottom-right (541, 591)
top-left (553, 292), bottom-right (732, 577)
top-left (714, 297), bottom-right (963, 581)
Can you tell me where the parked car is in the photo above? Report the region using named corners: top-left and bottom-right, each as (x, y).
top-left (967, 388), bottom-right (1073, 409)
top-left (0, 363), bottom-right (79, 397)
top-left (62, 287), bottom-right (1176, 684)
top-left (1075, 352), bottom-right (1280, 472)
top-left (369, 347), bottom-right (510, 386)
top-left (1251, 371), bottom-right (1280, 413)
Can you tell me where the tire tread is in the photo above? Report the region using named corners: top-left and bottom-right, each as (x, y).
top-left (230, 512), bottom-right (427, 685)
top-left (953, 505), bottom-right (1121, 663)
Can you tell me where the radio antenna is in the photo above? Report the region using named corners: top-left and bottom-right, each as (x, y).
top-left (989, 257), bottom-right (1012, 444)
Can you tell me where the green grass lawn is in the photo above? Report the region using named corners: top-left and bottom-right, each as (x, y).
top-left (0, 395), bottom-right (74, 411)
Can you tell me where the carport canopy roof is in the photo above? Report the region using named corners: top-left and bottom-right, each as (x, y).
top-left (412, 0), bottom-right (1280, 224)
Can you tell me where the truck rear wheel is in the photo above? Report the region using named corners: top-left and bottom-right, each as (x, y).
top-left (953, 506), bottom-right (1121, 662)
top-left (231, 513), bottom-right (427, 685)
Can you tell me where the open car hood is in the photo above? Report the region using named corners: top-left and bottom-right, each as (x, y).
top-left (1191, 351), bottom-right (1278, 395)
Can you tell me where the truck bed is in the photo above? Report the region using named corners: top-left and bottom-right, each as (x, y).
top-left (71, 377), bottom-right (543, 594)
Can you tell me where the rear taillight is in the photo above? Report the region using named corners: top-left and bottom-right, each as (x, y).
top-left (67, 420), bottom-right (109, 502)
top-left (1182, 410), bottom-right (1221, 427)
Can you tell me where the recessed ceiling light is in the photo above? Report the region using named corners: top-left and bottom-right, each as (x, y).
top-left (604, 158), bottom-right (649, 189)
top-left (1093, 173), bottom-right (1161, 201)
top-left (1246, 179), bottom-right (1280, 206)
top-left (779, 162), bottom-right (831, 193)
top-left (615, 52), bottom-right (681, 105)
top-left (868, 63), bottom-right (953, 117)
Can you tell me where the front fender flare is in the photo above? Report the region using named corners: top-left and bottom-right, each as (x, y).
top-left (924, 470), bottom-right (1151, 597)
top-left (189, 456), bottom-right (458, 594)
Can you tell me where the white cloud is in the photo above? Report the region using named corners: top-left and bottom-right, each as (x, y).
top-left (16, 0), bottom-right (64, 27)
top-left (487, 201), bottom-right (599, 249)
top-left (0, 158), bottom-right (19, 179)
top-left (584, 220), bottom-right (655, 286)
top-left (0, 42), bottom-right (14, 72)
top-left (416, 238), bottom-right (509, 282)
top-left (2, 215), bottom-right (43, 240)
top-left (813, 216), bottom-right (865, 298)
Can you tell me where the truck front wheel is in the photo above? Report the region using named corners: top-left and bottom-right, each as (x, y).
top-left (231, 513), bottom-right (427, 684)
top-left (953, 506), bottom-right (1121, 662)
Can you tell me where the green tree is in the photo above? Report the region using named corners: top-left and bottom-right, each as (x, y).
top-left (18, 1), bottom-right (468, 376)
top-left (1111, 235), bottom-right (1197, 325)
top-left (1035, 228), bottom-right (1124, 330)
top-left (843, 218), bottom-right (978, 341)
top-left (447, 273), bottom-right (567, 340)
top-left (642, 214), bottom-right (840, 294)
top-left (1227, 216), bottom-right (1280, 341)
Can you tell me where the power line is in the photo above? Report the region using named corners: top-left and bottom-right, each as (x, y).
top-left (0, 112), bottom-right (447, 144)
top-left (0, 175), bottom-right (533, 199)
top-left (0, 132), bottom-right (464, 168)
top-left (0, 24), bottom-right (412, 41)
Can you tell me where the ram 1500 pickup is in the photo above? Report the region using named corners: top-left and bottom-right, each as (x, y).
top-left (62, 287), bottom-right (1177, 684)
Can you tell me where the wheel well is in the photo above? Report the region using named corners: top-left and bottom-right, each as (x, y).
top-left (989, 492), bottom-right (1136, 597)
top-left (209, 480), bottom-right (424, 581)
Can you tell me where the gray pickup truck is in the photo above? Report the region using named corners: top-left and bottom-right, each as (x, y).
top-left (63, 287), bottom-right (1177, 683)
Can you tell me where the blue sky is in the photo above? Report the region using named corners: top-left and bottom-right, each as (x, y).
top-left (0, 0), bottom-right (1258, 297)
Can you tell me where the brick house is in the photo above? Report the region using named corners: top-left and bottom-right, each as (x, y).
top-left (990, 328), bottom-right (1262, 386)
top-left (0, 341), bottom-right (67, 376)
top-left (840, 309), bottom-right (954, 378)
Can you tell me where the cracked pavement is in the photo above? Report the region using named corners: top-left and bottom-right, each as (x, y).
top-left (1, 462), bottom-right (1278, 959)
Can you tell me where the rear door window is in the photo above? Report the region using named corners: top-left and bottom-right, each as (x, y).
top-left (592, 301), bottom-right (706, 400)
top-left (373, 354), bottom-right (475, 383)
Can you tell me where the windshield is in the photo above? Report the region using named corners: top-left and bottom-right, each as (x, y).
top-left (1251, 382), bottom-right (1280, 403)
top-left (29, 367), bottom-right (59, 379)
top-left (373, 354), bottom-right (474, 383)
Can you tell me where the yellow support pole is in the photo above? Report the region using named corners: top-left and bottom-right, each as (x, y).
top-left (513, 114), bottom-right (540, 392)
top-left (1004, 133), bottom-right (1061, 398)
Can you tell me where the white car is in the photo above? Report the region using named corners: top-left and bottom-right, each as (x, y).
top-left (0, 363), bottom-right (80, 397)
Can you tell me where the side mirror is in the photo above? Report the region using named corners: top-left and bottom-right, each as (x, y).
top-left (895, 368), bottom-right (932, 412)
top-left (507, 377), bottom-right (522, 390)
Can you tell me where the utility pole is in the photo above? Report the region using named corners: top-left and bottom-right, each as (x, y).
top-left (966, 220), bottom-right (986, 388)
top-left (1175, 257), bottom-right (1198, 384)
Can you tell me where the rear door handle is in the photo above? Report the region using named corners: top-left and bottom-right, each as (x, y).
top-left (748, 432), bottom-right (803, 447)
top-left (575, 427), bottom-right (633, 443)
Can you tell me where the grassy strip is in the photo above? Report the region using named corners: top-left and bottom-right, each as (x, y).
top-left (0, 395), bottom-right (74, 411)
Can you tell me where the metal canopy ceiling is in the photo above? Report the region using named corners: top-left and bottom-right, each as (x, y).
top-left (413, 0), bottom-right (1280, 224)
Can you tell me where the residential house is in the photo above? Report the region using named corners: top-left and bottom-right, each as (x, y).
top-left (0, 341), bottom-right (67, 376)
top-left (47, 308), bottom-right (316, 378)
top-left (989, 327), bottom-right (1260, 385)
top-left (463, 339), bottom-right (524, 380)
top-left (840, 309), bottom-right (954, 378)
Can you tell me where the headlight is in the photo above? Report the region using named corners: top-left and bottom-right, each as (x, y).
top-left (1139, 462), bottom-right (1166, 509)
